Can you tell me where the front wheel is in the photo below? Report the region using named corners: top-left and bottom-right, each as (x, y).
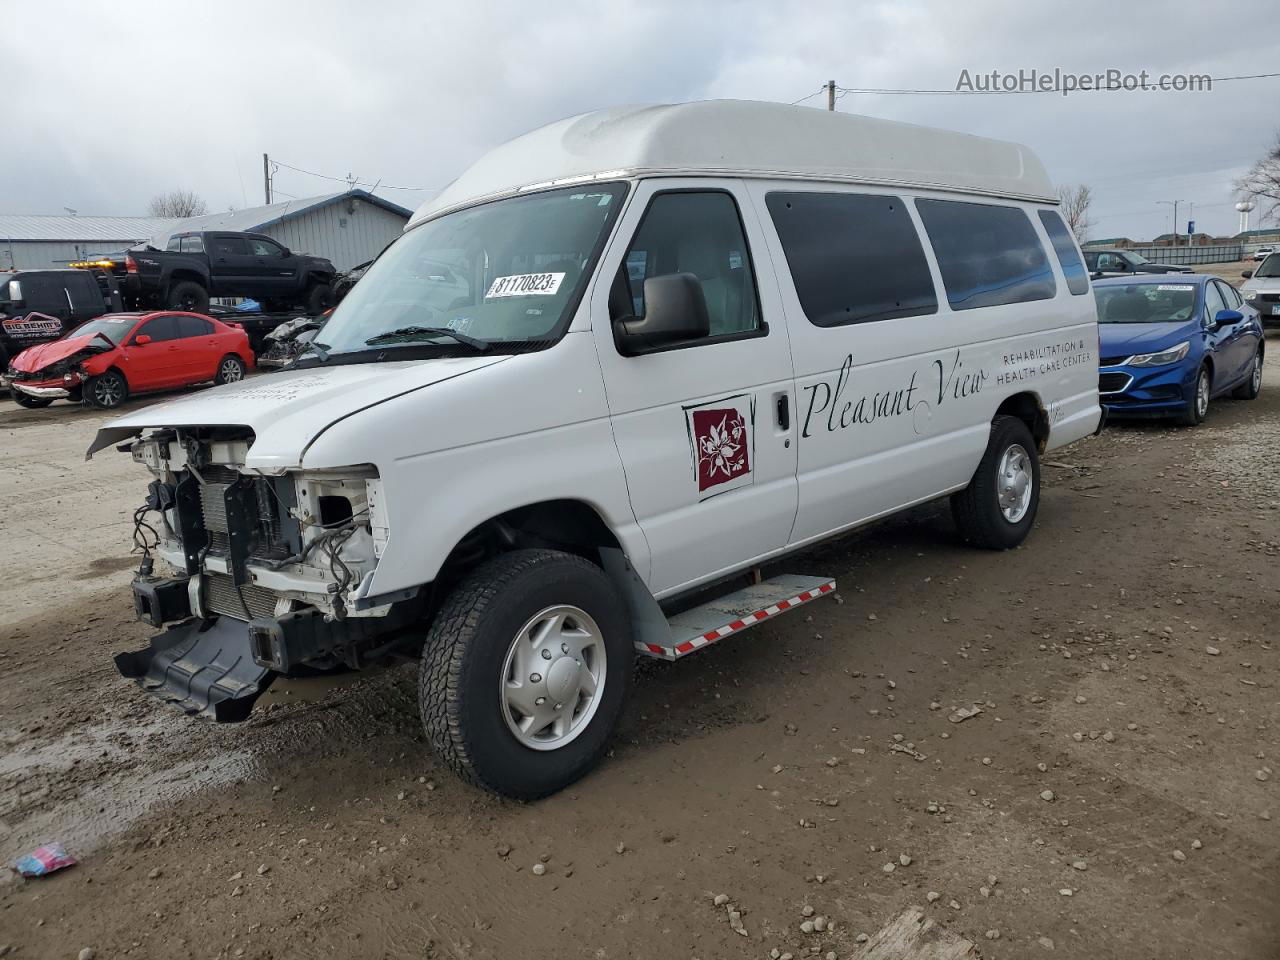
top-left (1233, 349), bottom-right (1263, 400)
top-left (419, 548), bottom-right (634, 800)
top-left (1179, 365), bottom-right (1211, 425)
top-left (84, 370), bottom-right (129, 409)
top-left (951, 415), bottom-right (1040, 550)
top-left (214, 354), bottom-right (247, 385)
top-left (11, 392), bottom-right (54, 409)
top-left (305, 282), bottom-right (334, 316)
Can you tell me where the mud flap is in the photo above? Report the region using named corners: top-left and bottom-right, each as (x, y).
top-left (113, 616), bottom-right (275, 722)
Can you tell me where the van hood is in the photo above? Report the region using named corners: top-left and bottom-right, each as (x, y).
top-left (1242, 275), bottom-right (1280, 298)
top-left (1098, 320), bottom-right (1195, 358)
top-left (12, 333), bottom-right (111, 373)
top-left (87, 355), bottom-right (509, 468)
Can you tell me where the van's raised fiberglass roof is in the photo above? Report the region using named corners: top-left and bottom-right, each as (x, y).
top-left (411, 100), bottom-right (1056, 225)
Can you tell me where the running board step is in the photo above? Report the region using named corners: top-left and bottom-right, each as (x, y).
top-left (637, 575), bottom-right (836, 661)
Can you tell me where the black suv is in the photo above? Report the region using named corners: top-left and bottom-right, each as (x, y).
top-left (0, 269), bottom-right (122, 371)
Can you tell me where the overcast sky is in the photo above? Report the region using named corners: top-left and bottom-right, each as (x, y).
top-left (4, 1), bottom-right (1277, 242)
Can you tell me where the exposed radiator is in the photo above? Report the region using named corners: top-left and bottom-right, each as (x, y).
top-left (205, 573), bottom-right (281, 621)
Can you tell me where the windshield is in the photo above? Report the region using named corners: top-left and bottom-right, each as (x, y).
top-left (1122, 251), bottom-right (1149, 266)
top-left (67, 314), bottom-right (138, 346)
top-left (1255, 254), bottom-right (1280, 278)
top-left (316, 183), bottom-right (627, 357)
top-left (1094, 282), bottom-right (1199, 324)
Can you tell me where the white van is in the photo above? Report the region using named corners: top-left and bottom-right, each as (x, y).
top-left (90, 101), bottom-right (1101, 798)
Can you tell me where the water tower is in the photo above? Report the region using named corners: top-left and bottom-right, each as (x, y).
top-left (1236, 199), bottom-right (1256, 233)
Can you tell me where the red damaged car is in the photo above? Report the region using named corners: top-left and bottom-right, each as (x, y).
top-left (2, 311), bottom-right (253, 409)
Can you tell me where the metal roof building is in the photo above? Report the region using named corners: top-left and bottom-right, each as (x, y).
top-left (152, 190), bottom-right (413, 271)
top-left (1, 190), bottom-right (413, 273)
top-left (0, 215), bottom-right (177, 270)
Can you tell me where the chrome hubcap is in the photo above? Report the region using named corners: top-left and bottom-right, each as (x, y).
top-left (221, 359), bottom-right (243, 382)
top-left (1196, 372), bottom-right (1209, 416)
top-left (997, 443), bottom-right (1033, 523)
top-left (500, 605), bottom-right (606, 751)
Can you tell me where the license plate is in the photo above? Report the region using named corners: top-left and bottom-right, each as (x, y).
top-left (1272, 305), bottom-right (1280, 316)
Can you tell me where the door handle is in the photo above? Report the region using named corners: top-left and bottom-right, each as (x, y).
top-left (776, 392), bottom-right (790, 430)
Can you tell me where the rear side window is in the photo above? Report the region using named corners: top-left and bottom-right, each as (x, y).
top-left (179, 236), bottom-right (205, 254)
top-left (65, 272), bottom-right (103, 314)
top-left (177, 314), bottom-right (214, 337)
top-left (915, 199), bottom-right (1056, 310)
top-left (765, 192), bottom-right (937, 326)
top-left (1037, 210), bottom-right (1089, 295)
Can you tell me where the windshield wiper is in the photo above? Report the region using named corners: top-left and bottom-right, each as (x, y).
top-left (300, 340), bottom-right (331, 362)
top-left (364, 326), bottom-right (490, 351)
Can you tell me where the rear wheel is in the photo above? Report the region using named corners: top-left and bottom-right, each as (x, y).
top-left (1179, 365), bottom-right (1211, 425)
top-left (12, 392), bottom-right (53, 409)
top-left (951, 415), bottom-right (1040, 550)
top-left (167, 280), bottom-right (210, 313)
top-left (214, 354), bottom-right (246, 385)
top-left (419, 548), bottom-right (634, 800)
top-left (84, 369), bottom-right (128, 409)
top-left (1232, 348), bottom-right (1263, 400)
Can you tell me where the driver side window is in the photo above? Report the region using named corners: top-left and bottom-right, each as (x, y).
top-left (619, 191), bottom-right (761, 342)
top-left (1204, 281), bottom-right (1227, 320)
top-left (135, 315), bottom-right (180, 342)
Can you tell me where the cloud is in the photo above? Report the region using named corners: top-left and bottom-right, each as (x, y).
top-left (3, 0), bottom-right (1277, 240)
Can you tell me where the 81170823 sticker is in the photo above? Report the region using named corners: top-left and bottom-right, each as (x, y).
top-left (485, 272), bottom-right (566, 299)
top-left (683, 394), bottom-right (755, 499)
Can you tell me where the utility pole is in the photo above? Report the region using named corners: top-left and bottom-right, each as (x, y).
top-left (827, 80), bottom-right (836, 111)
top-left (1156, 200), bottom-right (1182, 246)
top-left (263, 153), bottom-right (272, 205)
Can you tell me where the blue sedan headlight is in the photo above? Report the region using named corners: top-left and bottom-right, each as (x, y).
top-left (1125, 340), bottom-right (1190, 367)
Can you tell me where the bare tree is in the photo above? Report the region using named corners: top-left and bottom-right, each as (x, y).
top-left (1056, 184), bottom-right (1093, 240)
top-left (147, 190), bottom-right (209, 218)
top-left (1236, 134), bottom-right (1280, 226)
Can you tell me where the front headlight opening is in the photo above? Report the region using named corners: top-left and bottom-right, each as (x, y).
top-left (1127, 340), bottom-right (1190, 367)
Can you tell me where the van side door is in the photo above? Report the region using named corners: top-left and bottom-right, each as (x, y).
top-left (589, 180), bottom-right (798, 597)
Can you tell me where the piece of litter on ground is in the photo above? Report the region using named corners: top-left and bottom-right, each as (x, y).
top-left (12, 844), bottom-right (76, 877)
top-left (948, 705), bottom-right (982, 724)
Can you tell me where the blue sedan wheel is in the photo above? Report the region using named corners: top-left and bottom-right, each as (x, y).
top-left (1179, 366), bottom-right (1210, 426)
top-left (1232, 349), bottom-right (1263, 401)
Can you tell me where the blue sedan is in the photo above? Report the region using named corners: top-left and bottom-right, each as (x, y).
top-left (1094, 274), bottom-right (1265, 425)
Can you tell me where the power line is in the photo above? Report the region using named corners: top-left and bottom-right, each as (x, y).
top-left (790, 86), bottom-right (827, 105)
top-left (270, 157), bottom-right (435, 192)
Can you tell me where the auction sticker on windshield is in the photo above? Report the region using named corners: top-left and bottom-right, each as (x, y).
top-left (485, 272), bottom-right (565, 298)
top-left (1156, 285), bottom-right (1195, 291)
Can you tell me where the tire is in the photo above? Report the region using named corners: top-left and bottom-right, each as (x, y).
top-left (84, 369), bottom-right (128, 409)
top-left (951, 415), bottom-right (1040, 550)
top-left (305, 282), bottom-right (334, 316)
top-left (11, 392), bottom-right (54, 409)
top-left (167, 280), bottom-right (210, 313)
top-left (1179, 365), bottom-right (1211, 426)
top-left (419, 548), bottom-right (634, 800)
top-left (214, 354), bottom-right (247, 385)
top-left (1232, 349), bottom-right (1263, 400)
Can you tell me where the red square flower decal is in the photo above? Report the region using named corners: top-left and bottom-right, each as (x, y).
top-left (692, 407), bottom-right (750, 492)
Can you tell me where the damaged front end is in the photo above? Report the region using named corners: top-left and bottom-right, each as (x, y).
top-left (5, 338), bottom-right (113, 400)
top-left (115, 428), bottom-right (417, 721)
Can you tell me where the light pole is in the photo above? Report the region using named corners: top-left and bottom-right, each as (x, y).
top-left (1156, 200), bottom-right (1185, 246)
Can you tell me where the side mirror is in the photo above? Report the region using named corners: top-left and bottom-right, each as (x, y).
top-left (1213, 309), bottom-right (1243, 328)
top-left (280, 247), bottom-right (292, 257)
top-left (133, 334), bottom-right (152, 345)
top-left (1242, 270), bottom-right (1253, 279)
top-left (614, 273), bottom-right (710, 353)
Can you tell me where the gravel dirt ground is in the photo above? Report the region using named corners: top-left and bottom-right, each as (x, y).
top-left (1, 340), bottom-right (1278, 960)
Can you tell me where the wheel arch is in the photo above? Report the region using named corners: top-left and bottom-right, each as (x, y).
top-left (993, 391), bottom-right (1050, 452)
top-left (166, 270), bottom-right (207, 291)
